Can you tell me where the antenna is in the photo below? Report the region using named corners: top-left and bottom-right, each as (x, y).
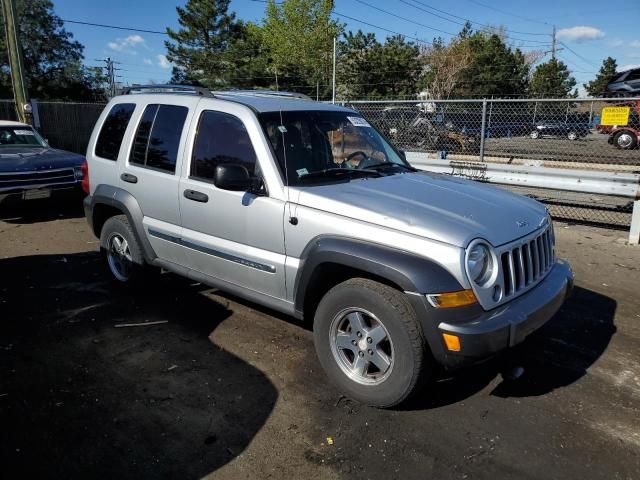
top-left (278, 109), bottom-right (297, 225)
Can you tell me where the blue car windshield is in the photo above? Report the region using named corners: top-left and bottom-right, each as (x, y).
top-left (0, 126), bottom-right (47, 147)
top-left (259, 110), bottom-right (409, 185)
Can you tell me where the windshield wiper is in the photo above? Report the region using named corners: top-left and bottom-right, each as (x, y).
top-left (362, 162), bottom-right (418, 172)
top-left (298, 168), bottom-right (382, 183)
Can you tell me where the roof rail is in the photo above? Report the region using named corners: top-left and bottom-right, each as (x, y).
top-left (124, 84), bottom-right (215, 98)
top-left (213, 89), bottom-right (312, 101)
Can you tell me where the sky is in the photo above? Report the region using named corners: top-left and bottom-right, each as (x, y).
top-left (51, 0), bottom-right (640, 95)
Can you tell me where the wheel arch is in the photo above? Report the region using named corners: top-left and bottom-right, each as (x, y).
top-left (293, 236), bottom-right (464, 320)
top-left (85, 184), bottom-right (157, 263)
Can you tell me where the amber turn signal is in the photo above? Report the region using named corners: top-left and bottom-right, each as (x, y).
top-left (426, 289), bottom-right (477, 309)
top-left (442, 333), bottom-right (461, 352)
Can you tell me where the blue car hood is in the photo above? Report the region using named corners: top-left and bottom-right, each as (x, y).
top-left (0, 148), bottom-right (85, 172)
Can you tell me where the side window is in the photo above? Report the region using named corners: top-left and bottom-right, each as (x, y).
top-left (129, 104), bottom-right (188, 173)
top-left (191, 111), bottom-right (257, 181)
top-left (95, 103), bottom-right (135, 160)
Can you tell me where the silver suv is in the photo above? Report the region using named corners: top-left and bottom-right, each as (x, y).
top-left (83, 86), bottom-right (573, 407)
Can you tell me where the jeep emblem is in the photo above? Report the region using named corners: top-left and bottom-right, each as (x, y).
top-left (516, 220), bottom-right (529, 228)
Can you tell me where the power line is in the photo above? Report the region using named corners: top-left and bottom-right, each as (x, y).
top-left (332, 10), bottom-right (434, 45)
top-left (464, 0), bottom-right (550, 26)
top-left (559, 41), bottom-right (599, 69)
top-left (62, 19), bottom-right (168, 35)
top-left (354, 0), bottom-right (458, 37)
top-left (399, 0), bottom-right (551, 44)
top-left (399, 0), bottom-right (550, 36)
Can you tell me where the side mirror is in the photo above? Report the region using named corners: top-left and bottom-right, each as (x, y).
top-left (213, 164), bottom-right (252, 191)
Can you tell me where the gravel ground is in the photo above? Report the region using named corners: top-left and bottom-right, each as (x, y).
top-left (1, 198), bottom-right (639, 480)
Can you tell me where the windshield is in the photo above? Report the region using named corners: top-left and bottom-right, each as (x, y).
top-left (0, 126), bottom-right (47, 148)
top-left (259, 110), bottom-right (410, 185)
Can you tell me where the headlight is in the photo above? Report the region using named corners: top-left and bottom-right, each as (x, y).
top-left (467, 242), bottom-right (494, 286)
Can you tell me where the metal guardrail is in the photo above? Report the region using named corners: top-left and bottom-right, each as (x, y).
top-left (406, 151), bottom-right (640, 244)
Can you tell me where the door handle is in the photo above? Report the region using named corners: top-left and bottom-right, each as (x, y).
top-left (183, 189), bottom-right (208, 203)
top-left (120, 173), bottom-right (138, 184)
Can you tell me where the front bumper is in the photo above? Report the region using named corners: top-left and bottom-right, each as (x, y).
top-left (409, 260), bottom-right (573, 370)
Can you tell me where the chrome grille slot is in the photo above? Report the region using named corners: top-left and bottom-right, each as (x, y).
top-left (0, 168), bottom-right (76, 191)
top-left (499, 223), bottom-right (554, 299)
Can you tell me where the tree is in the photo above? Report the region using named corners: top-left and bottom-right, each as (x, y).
top-left (419, 36), bottom-right (471, 99)
top-left (529, 58), bottom-right (577, 98)
top-left (0, 0), bottom-right (105, 100)
top-left (584, 57), bottom-right (617, 97)
top-left (453, 32), bottom-right (530, 97)
top-left (262, 0), bottom-right (342, 98)
top-left (165, 0), bottom-right (247, 87)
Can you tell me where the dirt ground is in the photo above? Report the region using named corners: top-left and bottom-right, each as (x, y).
top-left (1, 198), bottom-right (639, 480)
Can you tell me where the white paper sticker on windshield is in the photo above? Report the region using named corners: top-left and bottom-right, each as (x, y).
top-left (14, 129), bottom-right (34, 135)
top-left (296, 168), bottom-right (308, 176)
top-left (347, 116), bottom-right (371, 127)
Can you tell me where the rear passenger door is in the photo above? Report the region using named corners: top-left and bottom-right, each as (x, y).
top-left (179, 105), bottom-right (287, 300)
top-left (119, 97), bottom-right (198, 265)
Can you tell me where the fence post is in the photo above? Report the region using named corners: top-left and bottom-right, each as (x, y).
top-left (629, 200), bottom-right (640, 245)
top-left (479, 98), bottom-right (487, 161)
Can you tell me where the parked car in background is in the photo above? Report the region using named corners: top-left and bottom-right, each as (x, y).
top-left (529, 120), bottom-right (590, 140)
top-left (606, 68), bottom-right (640, 97)
top-left (0, 120), bottom-right (87, 204)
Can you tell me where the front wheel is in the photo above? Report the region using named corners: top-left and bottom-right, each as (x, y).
top-left (567, 131), bottom-right (578, 141)
top-left (313, 278), bottom-right (430, 408)
top-left (530, 130), bottom-right (540, 139)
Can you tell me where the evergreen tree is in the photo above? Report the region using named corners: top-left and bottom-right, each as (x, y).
top-left (165, 0), bottom-right (247, 87)
top-left (584, 57), bottom-right (617, 97)
top-left (0, 0), bottom-right (105, 100)
top-left (529, 58), bottom-right (577, 98)
top-left (454, 32), bottom-right (530, 97)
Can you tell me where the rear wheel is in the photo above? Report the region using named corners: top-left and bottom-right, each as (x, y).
top-left (613, 130), bottom-right (637, 150)
top-left (100, 215), bottom-right (148, 285)
top-left (567, 131), bottom-right (578, 141)
top-left (313, 278), bottom-right (430, 408)
top-left (530, 130), bottom-right (540, 139)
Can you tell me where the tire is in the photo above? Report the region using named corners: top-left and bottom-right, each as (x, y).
top-left (613, 130), bottom-right (637, 150)
top-left (313, 278), bottom-right (430, 408)
top-left (567, 131), bottom-right (578, 141)
top-left (530, 130), bottom-right (540, 139)
top-left (99, 214), bottom-right (148, 285)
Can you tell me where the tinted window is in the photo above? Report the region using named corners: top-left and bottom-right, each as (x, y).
top-left (129, 104), bottom-right (188, 173)
top-left (95, 103), bottom-right (135, 160)
top-left (627, 69), bottom-right (640, 81)
top-left (191, 111), bottom-right (257, 181)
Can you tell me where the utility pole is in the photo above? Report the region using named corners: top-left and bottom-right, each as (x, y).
top-left (2, 0), bottom-right (30, 124)
top-left (551, 25), bottom-right (556, 60)
top-left (96, 57), bottom-right (121, 98)
top-left (332, 36), bottom-right (337, 104)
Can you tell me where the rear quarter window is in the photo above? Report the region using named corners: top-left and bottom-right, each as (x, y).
top-left (95, 103), bottom-right (136, 161)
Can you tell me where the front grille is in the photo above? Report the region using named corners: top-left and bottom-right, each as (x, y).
top-left (500, 224), bottom-right (554, 298)
top-left (0, 168), bottom-right (76, 190)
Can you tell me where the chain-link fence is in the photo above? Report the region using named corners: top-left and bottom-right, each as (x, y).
top-left (0, 99), bottom-right (106, 154)
top-left (345, 98), bottom-right (640, 228)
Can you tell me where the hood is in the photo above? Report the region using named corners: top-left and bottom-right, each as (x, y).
top-left (292, 171), bottom-right (548, 248)
top-left (0, 148), bottom-right (85, 173)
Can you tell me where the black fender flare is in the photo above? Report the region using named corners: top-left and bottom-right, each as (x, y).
top-left (292, 235), bottom-right (464, 315)
top-left (84, 184), bottom-right (157, 263)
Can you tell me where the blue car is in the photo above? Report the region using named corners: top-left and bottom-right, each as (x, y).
top-left (0, 120), bottom-right (87, 203)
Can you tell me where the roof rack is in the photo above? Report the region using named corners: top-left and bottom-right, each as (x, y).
top-left (213, 89), bottom-right (312, 101)
top-left (124, 84), bottom-right (215, 98)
